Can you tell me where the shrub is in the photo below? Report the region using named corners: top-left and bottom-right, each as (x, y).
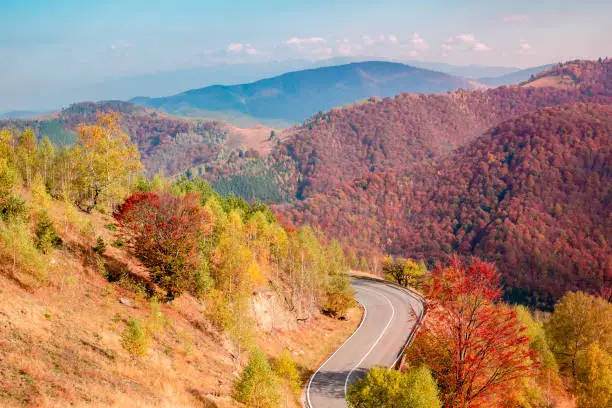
top-left (0, 159), bottom-right (27, 222)
top-left (146, 300), bottom-right (170, 334)
top-left (321, 274), bottom-right (354, 319)
top-left (35, 212), bottom-right (62, 253)
top-left (0, 195), bottom-right (28, 222)
top-left (104, 223), bottom-right (117, 231)
top-left (233, 349), bottom-right (280, 408)
top-left (93, 236), bottom-right (106, 255)
top-left (121, 318), bottom-right (151, 357)
top-left (0, 221), bottom-right (47, 282)
top-left (272, 350), bottom-right (301, 398)
top-left (347, 366), bottom-right (441, 408)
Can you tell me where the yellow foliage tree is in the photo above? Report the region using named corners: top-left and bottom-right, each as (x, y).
top-left (70, 113), bottom-right (143, 212)
top-left (575, 342), bottom-right (611, 408)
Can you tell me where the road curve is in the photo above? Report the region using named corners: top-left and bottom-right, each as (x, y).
top-left (306, 278), bottom-right (424, 408)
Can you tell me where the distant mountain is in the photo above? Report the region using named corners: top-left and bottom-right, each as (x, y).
top-left (81, 57), bottom-right (508, 102)
top-left (478, 64), bottom-right (556, 86)
top-left (406, 61), bottom-right (519, 79)
top-left (131, 61), bottom-right (483, 125)
top-left (0, 110), bottom-right (50, 119)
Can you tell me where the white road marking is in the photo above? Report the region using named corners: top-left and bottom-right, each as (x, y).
top-left (343, 286), bottom-right (396, 397)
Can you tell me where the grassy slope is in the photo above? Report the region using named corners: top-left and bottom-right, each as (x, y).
top-left (0, 194), bottom-right (360, 408)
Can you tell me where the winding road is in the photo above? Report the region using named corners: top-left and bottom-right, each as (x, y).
top-left (306, 278), bottom-right (425, 408)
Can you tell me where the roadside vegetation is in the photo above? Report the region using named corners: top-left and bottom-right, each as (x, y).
top-left (349, 258), bottom-right (611, 408)
top-left (0, 115), bottom-right (353, 407)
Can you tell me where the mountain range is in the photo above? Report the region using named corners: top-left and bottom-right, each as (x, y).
top-left (205, 59), bottom-right (612, 308)
top-left (2, 59), bottom-right (609, 308)
top-left (131, 61), bottom-right (485, 125)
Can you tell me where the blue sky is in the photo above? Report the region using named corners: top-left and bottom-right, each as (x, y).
top-left (1, 0), bottom-right (611, 111)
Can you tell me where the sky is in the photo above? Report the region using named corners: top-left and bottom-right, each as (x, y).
top-left (1, 0), bottom-right (611, 111)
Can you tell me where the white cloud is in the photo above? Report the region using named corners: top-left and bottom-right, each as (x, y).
top-left (445, 33), bottom-right (490, 52)
top-left (361, 34), bottom-right (400, 47)
top-left (410, 32), bottom-right (430, 51)
top-left (472, 42), bottom-right (490, 52)
top-left (226, 43), bottom-right (257, 55)
top-left (227, 43), bottom-right (244, 53)
top-left (504, 14), bottom-right (529, 23)
top-left (336, 39), bottom-right (363, 55)
top-left (518, 42), bottom-right (535, 55)
top-left (284, 37), bottom-right (326, 47)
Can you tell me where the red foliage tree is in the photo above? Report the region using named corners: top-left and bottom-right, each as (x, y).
top-left (114, 192), bottom-right (212, 300)
top-left (409, 258), bottom-right (535, 407)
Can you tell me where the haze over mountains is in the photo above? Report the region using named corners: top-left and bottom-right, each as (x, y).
top-left (131, 61), bottom-right (484, 125)
top-left (1, 58), bottom-right (546, 120)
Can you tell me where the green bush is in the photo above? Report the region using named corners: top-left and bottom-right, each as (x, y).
top-left (347, 366), bottom-right (441, 408)
top-left (233, 349), bottom-right (280, 408)
top-left (35, 211), bottom-right (62, 253)
top-left (272, 350), bottom-right (301, 398)
top-left (93, 236), bottom-right (106, 255)
top-left (322, 274), bottom-right (354, 319)
top-left (121, 318), bottom-right (152, 357)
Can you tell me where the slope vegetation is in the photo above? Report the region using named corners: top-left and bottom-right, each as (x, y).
top-left (0, 101), bottom-right (275, 176)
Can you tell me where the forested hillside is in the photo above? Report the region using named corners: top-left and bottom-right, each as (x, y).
top-left (0, 101), bottom-right (271, 177)
top-left (264, 59), bottom-right (612, 201)
top-left (257, 60), bottom-right (612, 307)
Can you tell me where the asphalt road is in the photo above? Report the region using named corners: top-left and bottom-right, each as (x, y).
top-left (306, 278), bottom-right (424, 408)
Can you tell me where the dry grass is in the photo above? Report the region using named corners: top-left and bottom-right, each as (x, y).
top-left (226, 126), bottom-right (279, 155)
top-left (523, 75), bottom-right (577, 89)
top-left (0, 198), bottom-right (359, 407)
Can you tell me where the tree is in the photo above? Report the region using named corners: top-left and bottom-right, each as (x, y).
top-left (114, 192), bottom-right (212, 301)
top-left (321, 273), bottom-right (354, 318)
top-left (382, 257), bottom-right (427, 289)
top-left (36, 136), bottom-right (55, 184)
top-left (544, 291), bottom-right (611, 379)
top-left (575, 342), bottom-right (611, 408)
top-left (71, 113), bottom-right (143, 212)
top-left (408, 258), bottom-right (535, 408)
top-left (383, 256), bottom-right (408, 287)
top-left (233, 349), bottom-right (280, 408)
top-left (272, 350), bottom-right (301, 405)
top-left (15, 128), bottom-right (37, 186)
top-left (347, 366), bottom-right (441, 408)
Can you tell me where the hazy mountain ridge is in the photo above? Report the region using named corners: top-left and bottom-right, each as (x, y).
top-left (130, 61), bottom-right (483, 124)
top-left (477, 64), bottom-right (556, 86)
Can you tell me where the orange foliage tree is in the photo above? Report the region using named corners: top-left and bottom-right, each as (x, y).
top-left (114, 191), bottom-right (212, 301)
top-left (408, 258), bottom-right (535, 407)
